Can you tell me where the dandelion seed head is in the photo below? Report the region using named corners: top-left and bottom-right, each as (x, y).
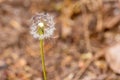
top-left (30, 13), bottom-right (55, 39)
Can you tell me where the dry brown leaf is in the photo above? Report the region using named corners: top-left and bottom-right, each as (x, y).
top-left (105, 43), bottom-right (120, 74)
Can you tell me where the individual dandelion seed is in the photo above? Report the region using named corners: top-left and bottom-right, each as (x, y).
top-left (30, 13), bottom-right (55, 80)
top-left (30, 13), bottom-right (55, 40)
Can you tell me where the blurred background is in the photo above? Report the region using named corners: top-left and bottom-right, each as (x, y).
top-left (0, 0), bottom-right (120, 80)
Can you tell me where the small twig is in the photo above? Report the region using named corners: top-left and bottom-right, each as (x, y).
top-left (83, 14), bottom-right (92, 52)
top-left (73, 50), bottom-right (104, 80)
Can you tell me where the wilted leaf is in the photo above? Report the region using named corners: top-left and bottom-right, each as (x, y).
top-left (105, 43), bottom-right (120, 74)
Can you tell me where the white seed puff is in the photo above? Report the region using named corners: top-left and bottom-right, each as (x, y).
top-left (30, 13), bottom-right (55, 39)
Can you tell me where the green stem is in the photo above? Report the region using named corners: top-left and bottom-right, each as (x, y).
top-left (40, 39), bottom-right (47, 80)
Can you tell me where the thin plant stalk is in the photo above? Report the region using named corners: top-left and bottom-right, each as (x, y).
top-left (40, 39), bottom-right (47, 80)
top-left (38, 26), bottom-right (47, 80)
